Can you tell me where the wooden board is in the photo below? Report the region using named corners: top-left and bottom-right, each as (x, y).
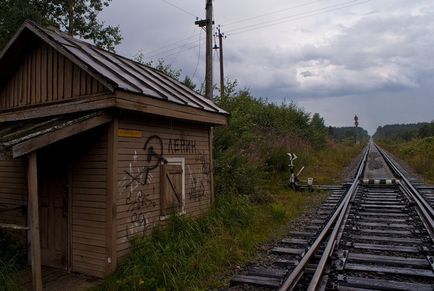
top-left (0, 159), bottom-right (27, 241)
top-left (0, 41), bottom-right (109, 110)
top-left (69, 127), bottom-right (108, 278)
top-left (160, 164), bottom-right (183, 216)
top-left (115, 117), bottom-right (212, 259)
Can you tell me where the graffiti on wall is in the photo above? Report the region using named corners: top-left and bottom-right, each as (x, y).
top-left (187, 150), bottom-right (210, 200)
top-left (119, 133), bottom-right (213, 240)
top-left (168, 138), bottom-right (197, 154)
top-left (119, 135), bottom-right (167, 240)
top-left (167, 137), bottom-right (210, 200)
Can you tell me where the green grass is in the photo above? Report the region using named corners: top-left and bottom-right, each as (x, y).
top-left (379, 137), bottom-right (434, 183)
top-left (0, 257), bottom-right (19, 291)
top-left (300, 142), bottom-right (365, 184)
top-left (97, 190), bottom-right (327, 290)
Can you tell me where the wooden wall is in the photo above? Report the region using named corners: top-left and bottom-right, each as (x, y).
top-left (70, 127), bottom-right (108, 278)
top-left (0, 159), bottom-right (28, 241)
top-left (0, 40), bottom-right (108, 110)
top-left (115, 115), bottom-right (212, 258)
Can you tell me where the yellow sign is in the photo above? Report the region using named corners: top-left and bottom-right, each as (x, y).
top-left (117, 129), bottom-right (143, 138)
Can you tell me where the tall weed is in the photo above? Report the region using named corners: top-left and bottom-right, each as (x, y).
top-left (379, 137), bottom-right (434, 183)
top-left (0, 232), bottom-right (25, 291)
top-left (100, 195), bottom-right (255, 290)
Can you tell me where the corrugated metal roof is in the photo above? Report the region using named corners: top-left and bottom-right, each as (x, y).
top-left (0, 111), bottom-right (106, 147)
top-left (0, 111), bottom-right (107, 159)
top-left (25, 21), bottom-right (228, 116)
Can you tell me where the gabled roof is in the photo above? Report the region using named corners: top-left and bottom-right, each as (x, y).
top-left (0, 20), bottom-right (227, 117)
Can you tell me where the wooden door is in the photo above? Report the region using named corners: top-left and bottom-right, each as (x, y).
top-left (38, 159), bottom-right (68, 269)
top-left (160, 163), bottom-right (183, 216)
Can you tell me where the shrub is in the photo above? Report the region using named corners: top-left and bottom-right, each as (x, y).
top-left (213, 83), bottom-right (328, 199)
top-left (0, 231), bottom-right (26, 291)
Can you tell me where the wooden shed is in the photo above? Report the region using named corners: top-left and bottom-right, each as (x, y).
top-left (0, 20), bottom-right (227, 289)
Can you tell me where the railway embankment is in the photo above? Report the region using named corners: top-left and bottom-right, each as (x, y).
top-left (230, 142), bottom-right (434, 290)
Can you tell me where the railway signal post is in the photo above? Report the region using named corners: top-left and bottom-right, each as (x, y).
top-left (288, 153), bottom-right (298, 189)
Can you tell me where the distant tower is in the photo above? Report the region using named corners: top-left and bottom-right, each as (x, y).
top-left (354, 115), bottom-right (359, 145)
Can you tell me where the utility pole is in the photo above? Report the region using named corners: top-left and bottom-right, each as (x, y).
top-left (195, 0), bottom-right (214, 100)
top-left (354, 115), bottom-right (359, 145)
top-left (205, 0), bottom-right (213, 100)
top-left (195, 1), bottom-right (215, 204)
top-left (215, 25), bottom-right (225, 98)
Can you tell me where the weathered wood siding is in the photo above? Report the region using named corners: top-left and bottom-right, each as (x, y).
top-left (70, 127), bottom-right (107, 278)
top-left (0, 40), bottom-right (108, 110)
top-left (0, 159), bottom-right (28, 241)
top-left (116, 116), bottom-right (212, 258)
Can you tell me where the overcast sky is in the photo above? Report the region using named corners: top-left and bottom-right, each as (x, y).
top-left (100, 0), bottom-right (434, 134)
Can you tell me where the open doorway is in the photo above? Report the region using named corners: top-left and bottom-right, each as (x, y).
top-left (38, 152), bottom-right (69, 269)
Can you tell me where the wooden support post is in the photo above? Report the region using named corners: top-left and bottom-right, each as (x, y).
top-left (106, 117), bottom-right (118, 274)
top-left (208, 126), bottom-right (214, 205)
top-left (28, 151), bottom-right (42, 291)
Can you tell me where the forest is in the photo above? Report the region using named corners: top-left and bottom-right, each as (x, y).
top-left (373, 122), bottom-right (433, 141)
top-left (328, 126), bottom-right (369, 143)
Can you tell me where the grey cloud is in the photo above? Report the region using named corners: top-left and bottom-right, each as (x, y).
top-left (100, 0), bottom-right (434, 131)
top-left (300, 71), bottom-right (314, 77)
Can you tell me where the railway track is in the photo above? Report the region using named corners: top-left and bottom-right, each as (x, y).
top-left (230, 142), bottom-right (434, 290)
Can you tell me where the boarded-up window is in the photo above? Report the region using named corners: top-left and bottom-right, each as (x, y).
top-left (160, 158), bottom-right (185, 216)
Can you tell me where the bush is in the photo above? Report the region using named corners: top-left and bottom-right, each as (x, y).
top-left (213, 84), bottom-right (328, 199)
top-left (0, 232), bottom-right (26, 291)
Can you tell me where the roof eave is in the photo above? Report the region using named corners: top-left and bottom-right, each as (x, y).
top-left (0, 23), bottom-right (28, 61)
top-left (115, 90), bottom-right (227, 125)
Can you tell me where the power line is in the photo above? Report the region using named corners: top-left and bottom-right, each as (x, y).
top-left (153, 43), bottom-right (201, 61)
top-left (227, 0), bottom-right (370, 35)
top-left (227, 0), bottom-right (363, 33)
top-left (159, 0), bottom-right (198, 18)
top-left (143, 0), bottom-right (370, 61)
top-left (223, 0), bottom-right (321, 28)
top-left (143, 37), bottom-right (201, 60)
top-left (192, 29), bottom-right (203, 79)
top-left (146, 1), bottom-right (320, 60)
top-left (140, 31), bottom-right (199, 57)
top-left (166, 30), bottom-right (200, 63)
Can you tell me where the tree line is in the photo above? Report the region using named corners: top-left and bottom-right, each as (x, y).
top-left (328, 126), bottom-right (369, 143)
top-left (373, 122), bottom-right (434, 141)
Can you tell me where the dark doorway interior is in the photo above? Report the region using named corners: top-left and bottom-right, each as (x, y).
top-left (38, 151), bottom-right (69, 269)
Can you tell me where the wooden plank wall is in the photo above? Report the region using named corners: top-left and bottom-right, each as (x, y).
top-left (116, 116), bottom-right (212, 259)
top-left (0, 40), bottom-right (108, 110)
top-left (71, 128), bottom-right (107, 278)
top-left (0, 159), bottom-right (28, 241)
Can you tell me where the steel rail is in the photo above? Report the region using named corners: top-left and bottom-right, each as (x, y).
top-left (400, 182), bottom-right (434, 241)
top-left (376, 144), bottom-right (434, 236)
top-left (279, 145), bottom-right (369, 291)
